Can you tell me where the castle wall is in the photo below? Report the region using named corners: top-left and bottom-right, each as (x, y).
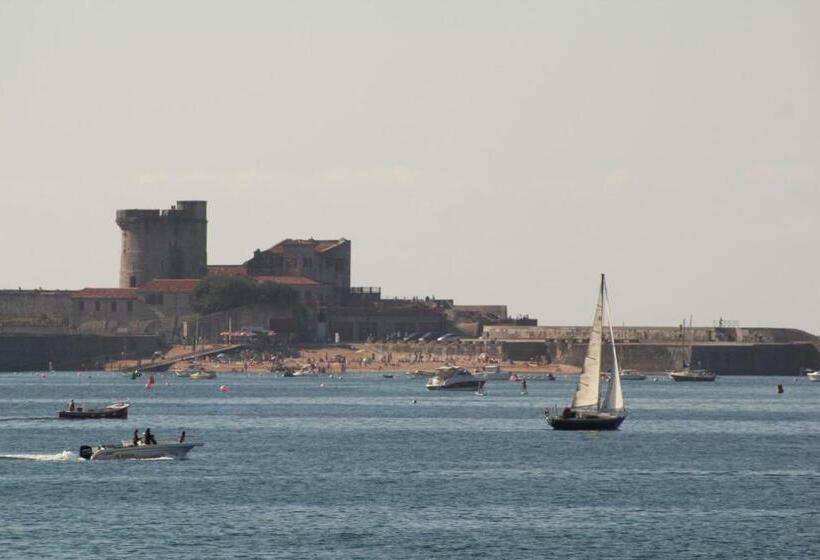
top-left (116, 200), bottom-right (207, 288)
top-left (0, 290), bottom-right (74, 329)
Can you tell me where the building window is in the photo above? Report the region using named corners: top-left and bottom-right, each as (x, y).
top-left (77, 300), bottom-right (85, 312)
top-left (95, 300), bottom-right (101, 312)
top-left (111, 300), bottom-right (117, 312)
top-left (146, 294), bottom-right (164, 306)
top-left (126, 300), bottom-right (133, 313)
top-left (129, 276), bottom-right (137, 288)
top-left (303, 257), bottom-right (313, 269)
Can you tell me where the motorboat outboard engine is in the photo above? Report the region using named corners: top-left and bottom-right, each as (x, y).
top-left (79, 445), bottom-right (93, 460)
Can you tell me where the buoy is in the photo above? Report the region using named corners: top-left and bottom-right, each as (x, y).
top-left (218, 384), bottom-right (229, 393)
top-left (776, 384), bottom-right (784, 394)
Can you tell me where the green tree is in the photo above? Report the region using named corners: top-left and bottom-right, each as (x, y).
top-left (192, 276), bottom-right (298, 314)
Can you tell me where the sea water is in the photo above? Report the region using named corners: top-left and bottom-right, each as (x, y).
top-left (0, 372), bottom-right (818, 559)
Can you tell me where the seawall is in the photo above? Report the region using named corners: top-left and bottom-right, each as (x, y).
top-left (0, 334), bottom-right (163, 371)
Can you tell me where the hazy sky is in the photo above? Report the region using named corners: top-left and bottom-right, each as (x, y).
top-left (1, 1), bottom-right (818, 332)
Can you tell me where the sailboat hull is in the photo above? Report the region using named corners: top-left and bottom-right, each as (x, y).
top-left (547, 414), bottom-right (626, 431)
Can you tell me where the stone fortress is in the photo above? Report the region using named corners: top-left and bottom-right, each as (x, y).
top-left (0, 199), bottom-right (818, 374)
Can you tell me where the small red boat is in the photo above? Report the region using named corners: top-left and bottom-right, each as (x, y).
top-left (58, 402), bottom-right (129, 419)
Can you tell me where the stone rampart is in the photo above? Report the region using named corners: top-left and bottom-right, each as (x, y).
top-left (0, 333), bottom-right (163, 371)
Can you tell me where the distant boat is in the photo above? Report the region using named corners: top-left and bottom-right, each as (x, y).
top-left (473, 364), bottom-right (509, 380)
top-left (668, 369), bottom-right (716, 382)
top-left (546, 274), bottom-right (627, 431)
top-left (805, 370), bottom-right (820, 382)
top-left (58, 402), bottom-right (129, 420)
top-left (174, 361), bottom-right (215, 378)
top-left (619, 370), bottom-right (647, 381)
top-left (667, 316), bottom-right (716, 382)
top-left (426, 366), bottom-right (486, 391)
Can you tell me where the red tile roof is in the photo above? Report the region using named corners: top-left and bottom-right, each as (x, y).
top-left (73, 288), bottom-right (139, 299)
top-left (254, 275), bottom-right (320, 287)
top-left (139, 279), bottom-right (201, 293)
top-left (264, 238), bottom-right (347, 254)
top-left (207, 265), bottom-right (248, 277)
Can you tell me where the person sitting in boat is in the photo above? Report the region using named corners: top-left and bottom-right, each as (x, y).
top-left (561, 407), bottom-right (574, 419)
top-left (144, 428), bottom-right (157, 445)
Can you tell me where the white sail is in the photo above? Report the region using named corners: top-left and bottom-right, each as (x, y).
top-left (570, 275), bottom-right (604, 410)
top-left (602, 277), bottom-right (624, 412)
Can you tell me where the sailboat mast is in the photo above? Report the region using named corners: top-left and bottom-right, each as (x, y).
top-left (602, 276), bottom-right (624, 412)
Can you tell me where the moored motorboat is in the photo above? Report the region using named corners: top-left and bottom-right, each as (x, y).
top-left (668, 369), bottom-right (716, 382)
top-left (58, 402), bottom-right (129, 420)
top-left (619, 370), bottom-right (647, 381)
top-left (175, 361), bottom-right (216, 379)
top-left (805, 370), bottom-right (820, 382)
top-left (426, 366), bottom-right (486, 391)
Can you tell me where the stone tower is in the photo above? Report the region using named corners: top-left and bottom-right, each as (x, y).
top-left (115, 200), bottom-right (207, 288)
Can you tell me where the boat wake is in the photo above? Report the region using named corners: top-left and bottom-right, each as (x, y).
top-left (0, 450), bottom-right (81, 461)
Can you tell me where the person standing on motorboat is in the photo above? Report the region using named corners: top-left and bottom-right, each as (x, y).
top-left (132, 429), bottom-right (140, 446)
top-left (144, 428), bottom-right (157, 445)
top-left (68, 400), bottom-right (75, 412)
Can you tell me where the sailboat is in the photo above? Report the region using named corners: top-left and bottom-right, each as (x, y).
top-left (667, 317), bottom-right (716, 382)
top-left (547, 274), bottom-right (627, 430)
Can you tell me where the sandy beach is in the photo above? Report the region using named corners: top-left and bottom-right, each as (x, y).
top-left (108, 343), bottom-right (582, 376)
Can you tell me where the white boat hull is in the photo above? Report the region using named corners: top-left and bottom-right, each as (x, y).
top-left (83, 442), bottom-right (202, 460)
top-left (807, 371), bottom-right (820, 382)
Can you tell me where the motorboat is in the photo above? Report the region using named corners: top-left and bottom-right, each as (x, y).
top-left (79, 438), bottom-right (202, 460)
top-left (619, 370), bottom-right (647, 381)
top-left (174, 361), bottom-right (215, 378)
top-left (473, 364), bottom-right (509, 380)
top-left (293, 365), bottom-right (319, 377)
top-left (58, 402), bottom-right (129, 420)
top-left (805, 370), bottom-right (820, 382)
top-left (426, 366), bottom-right (486, 391)
top-left (547, 275), bottom-right (627, 431)
top-left (668, 369), bottom-right (716, 382)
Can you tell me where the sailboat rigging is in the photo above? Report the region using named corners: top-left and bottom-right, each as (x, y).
top-left (546, 274), bottom-right (627, 431)
top-left (667, 316), bottom-right (716, 382)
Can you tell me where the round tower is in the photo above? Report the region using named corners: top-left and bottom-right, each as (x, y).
top-left (116, 200), bottom-right (207, 288)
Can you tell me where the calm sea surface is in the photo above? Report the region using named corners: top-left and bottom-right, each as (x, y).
top-left (0, 372), bottom-right (818, 559)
